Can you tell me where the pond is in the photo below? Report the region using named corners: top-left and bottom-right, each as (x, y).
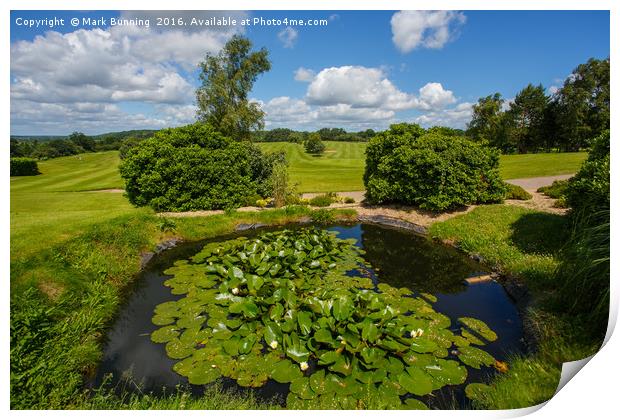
top-left (93, 223), bottom-right (525, 409)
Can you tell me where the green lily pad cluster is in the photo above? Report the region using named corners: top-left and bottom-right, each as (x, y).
top-left (150, 228), bottom-right (500, 409)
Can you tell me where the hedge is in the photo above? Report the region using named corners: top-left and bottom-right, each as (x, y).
top-left (10, 158), bottom-right (40, 176)
top-left (364, 123), bottom-right (506, 211)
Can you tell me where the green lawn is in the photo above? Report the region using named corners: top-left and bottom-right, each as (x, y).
top-left (258, 141), bottom-right (366, 192)
top-left (499, 152), bottom-right (586, 179)
top-left (260, 142), bottom-right (587, 192)
top-left (11, 151), bottom-right (133, 260)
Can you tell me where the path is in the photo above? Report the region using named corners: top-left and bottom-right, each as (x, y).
top-left (504, 174), bottom-right (573, 215)
top-left (504, 174), bottom-right (573, 191)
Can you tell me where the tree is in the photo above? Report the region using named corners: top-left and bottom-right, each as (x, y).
top-left (304, 133), bottom-right (326, 155)
top-left (68, 132), bottom-right (96, 152)
top-left (196, 35), bottom-right (271, 140)
top-left (467, 93), bottom-right (511, 151)
top-left (553, 57), bottom-right (610, 151)
top-left (504, 84), bottom-right (549, 153)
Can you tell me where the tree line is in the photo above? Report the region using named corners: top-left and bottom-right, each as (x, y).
top-left (467, 57), bottom-right (609, 153)
top-left (10, 130), bottom-right (157, 160)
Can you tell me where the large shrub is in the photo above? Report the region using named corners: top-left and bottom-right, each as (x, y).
top-left (304, 133), bottom-right (326, 155)
top-left (364, 124), bottom-right (506, 211)
top-left (10, 157), bottom-right (40, 176)
top-left (119, 123), bottom-right (277, 211)
top-left (555, 129), bottom-right (610, 338)
top-left (565, 130), bottom-right (610, 216)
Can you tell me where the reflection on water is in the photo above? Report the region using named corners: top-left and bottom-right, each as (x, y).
top-left (93, 223), bottom-right (525, 408)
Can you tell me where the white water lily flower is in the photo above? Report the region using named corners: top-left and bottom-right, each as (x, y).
top-left (300, 361), bottom-right (309, 371)
top-left (232, 287), bottom-right (239, 295)
top-left (269, 340), bottom-right (278, 349)
top-left (411, 328), bottom-right (425, 338)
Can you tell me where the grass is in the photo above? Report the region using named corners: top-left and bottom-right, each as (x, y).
top-left (11, 151), bottom-right (130, 261)
top-left (429, 205), bottom-right (568, 289)
top-left (258, 141), bottom-right (366, 192)
top-left (9, 149), bottom-right (595, 409)
top-left (499, 152), bottom-right (586, 179)
top-left (429, 205), bottom-right (602, 409)
top-left (259, 142), bottom-right (587, 192)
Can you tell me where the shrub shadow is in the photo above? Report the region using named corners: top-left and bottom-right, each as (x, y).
top-left (509, 212), bottom-right (569, 255)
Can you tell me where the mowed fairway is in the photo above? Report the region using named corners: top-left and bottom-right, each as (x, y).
top-left (260, 142), bottom-right (587, 192)
top-left (11, 151), bottom-right (139, 260)
top-left (499, 152), bottom-right (586, 179)
top-left (259, 141), bottom-right (366, 192)
top-left (10, 146), bottom-right (588, 258)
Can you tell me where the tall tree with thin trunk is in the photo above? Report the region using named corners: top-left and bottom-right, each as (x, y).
top-left (196, 35), bottom-right (271, 140)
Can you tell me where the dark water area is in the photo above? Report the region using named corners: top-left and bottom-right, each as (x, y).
top-left (92, 223), bottom-right (525, 409)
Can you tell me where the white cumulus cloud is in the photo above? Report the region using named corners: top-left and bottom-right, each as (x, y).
top-left (278, 27), bottom-right (298, 48)
top-left (294, 67), bottom-right (316, 82)
top-left (391, 11), bottom-right (466, 53)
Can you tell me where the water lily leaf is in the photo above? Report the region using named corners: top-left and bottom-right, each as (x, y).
top-left (151, 326), bottom-right (179, 343)
top-left (229, 266), bottom-right (244, 280)
top-left (465, 382), bottom-right (492, 400)
top-left (239, 333), bottom-right (257, 355)
top-left (425, 359), bottom-right (468, 385)
top-left (285, 340), bottom-right (310, 363)
top-left (409, 338), bottom-right (439, 354)
top-left (309, 369), bottom-right (327, 394)
top-left (314, 328), bottom-right (336, 346)
top-left (398, 367), bottom-right (433, 396)
top-left (246, 275), bottom-right (264, 292)
top-left (360, 346), bottom-right (386, 365)
top-left (270, 359), bottom-right (302, 383)
top-left (263, 322), bottom-right (282, 347)
top-left (461, 329), bottom-right (485, 346)
top-left (290, 377), bottom-right (317, 400)
top-left (332, 296), bottom-right (355, 321)
top-left (458, 317), bottom-right (498, 342)
top-left (269, 263), bottom-right (282, 276)
top-left (297, 311), bottom-right (313, 336)
top-left (457, 346), bottom-right (495, 369)
top-left (187, 363), bottom-right (221, 385)
top-left (223, 337), bottom-right (240, 356)
top-left (165, 338), bottom-right (194, 359)
top-left (286, 393), bottom-right (313, 409)
top-left (256, 262), bottom-right (271, 276)
top-left (318, 351), bottom-right (340, 366)
top-left (269, 302), bottom-right (284, 320)
top-left (360, 318), bottom-right (380, 343)
top-left (403, 398), bottom-right (429, 410)
top-left (329, 355), bottom-right (353, 375)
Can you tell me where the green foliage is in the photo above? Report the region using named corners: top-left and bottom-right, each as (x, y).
top-left (270, 162), bottom-right (289, 208)
top-left (467, 57), bottom-right (609, 153)
top-left (152, 228), bottom-right (498, 408)
top-left (196, 35), bottom-right (271, 140)
top-left (344, 197), bottom-right (356, 204)
top-left (504, 84), bottom-right (551, 153)
top-left (537, 180), bottom-right (569, 199)
top-left (304, 133), bottom-right (326, 155)
top-left (565, 130), bottom-right (610, 216)
top-left (10, 157), bottom-right (40, 176)
top-left (554, 130), bottom-right (610, 337)
top-left (309, 193), bottom-right (335, 207)
top-left (119, 123), bottom-right (277, 211)
top-left (554, 58), bottom-right (610, 151)
top-left (504, 183), bottom-right (532, 200)
top-left (364, 125), bottom-right (506, 211)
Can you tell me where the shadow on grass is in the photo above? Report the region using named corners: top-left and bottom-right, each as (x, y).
top-left (509, 212), bottom-right (569, 255)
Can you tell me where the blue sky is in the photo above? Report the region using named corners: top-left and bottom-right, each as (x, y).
top-left (10, 10), bottom-right (610, 135)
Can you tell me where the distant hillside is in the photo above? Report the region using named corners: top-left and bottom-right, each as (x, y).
top-left (12, 129), bottom-right (159, 142)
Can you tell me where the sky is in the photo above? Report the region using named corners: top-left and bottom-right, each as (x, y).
top-left (9, 10), bottom-right (610, 135)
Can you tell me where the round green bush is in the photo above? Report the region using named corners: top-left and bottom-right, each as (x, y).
top-left (119, 123), bottom-right (277, 211)
top-left (10, 158), bottom-right (40, 176)
top-left (364, 124), bottom-right (506, 211)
